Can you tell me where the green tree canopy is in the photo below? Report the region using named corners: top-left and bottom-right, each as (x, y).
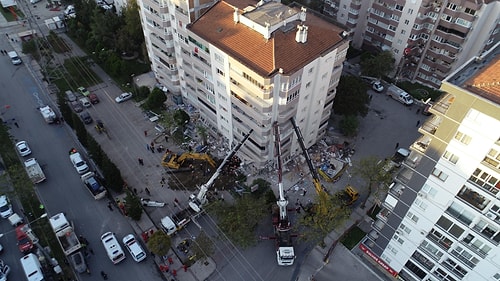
top-left (147, 230), bottom-right (171, 257)
top-left (360, 51), bottom-right (395, 78)
top-left (124, 191), bottom-right (143, 220)
top-left (351, 156), bottom-right (391, 208)
top-left (173, 109), bottom-right (190, 127)
top-left (190, 231), bottom-right (215, 262)
top-left (143, 87), bottom-right (167, 111)
top-left (333, 75), bottom-right (370, 117)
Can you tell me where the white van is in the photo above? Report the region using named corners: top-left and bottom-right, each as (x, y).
top-left (101, 232), bottom-right (126, 264)
top-left (8, 51), bottom-right (22, 65)
top-left (20, 253), bottom-right (45, 281)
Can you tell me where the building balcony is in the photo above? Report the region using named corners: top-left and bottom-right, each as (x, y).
top-left (457, 186), bottom-right (490, 211)
top-left (430, 93), bottom-right (454, 115)
top-left (376, 207), bottom-right (391, 222)
top-left (449, 248), bottom-right (477, 269)
top-left (388, 182), bottom-right (405, 198)
top-left (410, 135), bottom-right (432, 154)
top-left (427, 232), bottom-right (453, 251)
top-left (394, 168), bottom-right (413, 184)
top-left (418, 116), bottom-right (442, 135)
top-left (404, 151), bottom-right (423, 168)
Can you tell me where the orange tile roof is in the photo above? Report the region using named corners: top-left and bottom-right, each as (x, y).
top-left (465, 56), bottom-right (500, 105)
top-left (188, 0), bottom-right (346, 77)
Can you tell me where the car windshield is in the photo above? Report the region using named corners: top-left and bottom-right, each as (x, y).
top-left (0, 205), bottom-right (9, 212)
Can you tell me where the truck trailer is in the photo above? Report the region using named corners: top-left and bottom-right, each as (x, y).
top-left (24, 158), bottom-right (46, 184)
top-left (49, 213), bottom-right (82, 256)
top-left (81, 172), bottom-right (107, 200)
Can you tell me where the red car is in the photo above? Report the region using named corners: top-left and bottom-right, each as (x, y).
top-left (89, 93), bottom-right (99, 104)
top-left (16, 225), bottom-right (33, 253)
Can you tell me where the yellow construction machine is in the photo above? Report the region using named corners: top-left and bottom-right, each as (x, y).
top-left (161, 151), bottom-right (216, 170)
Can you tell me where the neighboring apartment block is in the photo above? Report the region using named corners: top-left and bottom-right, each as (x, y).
top-left (323, 0), bottom-right (500, 88)
top-left (139, 0), bottom-right (349, 167)
top-left (362, 42), bottom-right (500, 281)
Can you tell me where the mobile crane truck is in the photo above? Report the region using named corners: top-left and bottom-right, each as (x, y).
top-left (160, 130), bottom-right (253, 234)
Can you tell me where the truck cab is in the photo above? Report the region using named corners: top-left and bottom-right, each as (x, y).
top-left (160, 216), bottom-right (177, 236)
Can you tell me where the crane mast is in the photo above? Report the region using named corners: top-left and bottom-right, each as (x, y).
top-left (273, 122), bottom-right (295, 266)
top-left (189, 130), bottom-right (253, 212)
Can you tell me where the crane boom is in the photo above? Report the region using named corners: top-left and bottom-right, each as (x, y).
top-left (290, 118), bottom-right (329, 214)
top-left (189, 130), bottom-right (253, 212)
top-left (273, 122), bottom-right (288, 223)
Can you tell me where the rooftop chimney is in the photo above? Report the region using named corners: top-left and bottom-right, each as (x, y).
top-left (233, 8), bottom-right (239, 23)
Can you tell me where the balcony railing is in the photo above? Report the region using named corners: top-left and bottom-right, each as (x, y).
top-left (431, 94), bottom-right (454, 114)
top-left (419, 117), bottom-right (441, 135)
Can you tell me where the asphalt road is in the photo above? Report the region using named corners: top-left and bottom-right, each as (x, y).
top-left (0, 41), bottom-right (161, 281)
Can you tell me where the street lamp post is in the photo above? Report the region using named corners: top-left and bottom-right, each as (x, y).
top-left (131, 73), bottom-right (137, 95)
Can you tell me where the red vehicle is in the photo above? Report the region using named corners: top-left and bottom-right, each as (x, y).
top-left (16, 225), bottom-right (34, 253)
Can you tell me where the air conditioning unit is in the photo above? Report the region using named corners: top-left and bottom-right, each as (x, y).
top-left (486, 212), bottom-right (497, 220)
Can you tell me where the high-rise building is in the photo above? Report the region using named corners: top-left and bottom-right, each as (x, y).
top-left (362, 42), bottom-right (500, 281)
top-left (323, 0), bottom-right (500, 88)
top-left (138, 0), bottom-right (349, 167)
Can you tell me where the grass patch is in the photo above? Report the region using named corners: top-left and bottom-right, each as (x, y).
top-left (50, 57), bottom-right (102, 92)
top-left (396, 81), bottom-right (444, 101)
top-left (340, 226), bottom-right (366, 250)
top-left (1, 7), bottom-right (25, 22)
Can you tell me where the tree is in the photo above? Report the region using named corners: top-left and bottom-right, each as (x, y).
top-left (360, 51), bottom-right (395, 78)
top-left (298, 192), bottom-right (351, 244)
top-left (173, 109), bottom-right (190, 127)
top-left (143, 87), bottom-right (167, 111)
top-left (147, 230), bottom-right (171, 257)
top-left (124, 191), bottom-right (143, 220)
top-left (339, 115), bottom-right (359, 136)
top-left (190, 231), bottom-right (214, 262)
top-left (207, 194), bottom-right (269, 247)
top-left (351, 156), bottom-right (391, 209)
top-left (116, 0), bottom-right (145, 54)
top-left (196, 125), bottom-right (208, 145)
top-left (333, 76), bottom-right (370, 117)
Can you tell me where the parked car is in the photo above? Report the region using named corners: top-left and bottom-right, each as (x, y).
top-left (422, 103), bottom-right (433, 116)
top-left (372, 81), bottom-right (384, 93)
top-left (0, 195), bottom-right (13, 219)
top-left (15, 141), bottom-right (32, 157)
top-left (80, 97), bottom-right (91, 108)
top-left (115, 92), bottom-right (133, 103)
top-left (16, 225), bottom-right (33, 253)
top-left (101, 232), bottom-right (126, 264)
top-left (89, 93), bottom-right (99, 104)
top-left (70, 101), bottom-right (83, 113)
top-left (77, 86), bottom-right (90, 97)
top-left (65, 90), bottom-right (77, 102)
top-left (122, 234), bottom-right (146, 262)
top-left (0, 260), bottom-right (10, 281)
top-left (80, 111), bottom-right (93, 124)
top-left (69, 148), bottom-right (89, 174)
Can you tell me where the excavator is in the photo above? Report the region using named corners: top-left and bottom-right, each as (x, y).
top-left (161, 151), bottom-right (216, 171)
top-left (290, 118), bottom-right (359, 211)
top-left (272, 122), bottom-right (295, 266)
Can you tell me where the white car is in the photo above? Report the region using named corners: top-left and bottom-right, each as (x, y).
top-left (122, 234), bottom-right (146, 262)
top-left (101, 232), bottom-right (126, 264)
top-left (15, 141), bottom-right (32, 157)
top-left (115, 92), bottom-right (133, 103)
top-left (372, 81), bottom-right (384, 93)
top-left (69, 148), bottom-right (89, 174)
top-left (0, 196), bottom-right (13, 219)
top-left (0, 261), bottom-right (10, 281)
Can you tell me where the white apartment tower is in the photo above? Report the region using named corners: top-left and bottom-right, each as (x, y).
top-left (323, 0), bottom-right (500, 88)
top-left (363, 43), bottom-right (500, 281)
top-left (138, 0), bottom-right (349, 167)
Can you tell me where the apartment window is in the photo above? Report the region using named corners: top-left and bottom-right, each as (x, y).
top-left (412, 251), bottom-right (435, 270)
top-left (391, 14), bottom-right (400, 21)
top-left (393, 233), bottom-right (405, 245)
top-left (407, 8), bottom-right (413, 14)
top-left (401, 29), bottom-right (406, 35)
top-left (380, 254), bottom-right (391, 264)
top-left (429, 228), bottom-right (453, 249)
top-left (404, 19), bottom-right (409, 25)
top-left (491, 204), bottom-right (500, 217)
top-left (446, 3), bottom-right (457, 11)
top-left (443, 151), bottom-right (459, 164)
top-left (395, 4), bottom-right (403, 11)
top-left (387, 244), bottom-right (398, 255)
top-left (286, 90), bottom-right (299, 103)
top-left (436, 216), bottom-right (465, 238)
top-left (406, 211), bottom-right (419, 223)
top-left (432, 167), bottom-right (449, 181)
top-left (420, 240), bottom-right (444, 259)
top-left (397, 39), bottom-right (403, 45)
top-left (457, 186), bottom-right (490, 210)
top-left (399, 223), bottom-right (412, 234)
top-left (394, 49), bottom-right (399, 54)
top-left (454, 131), bottom-right (472, 144)
top-left (409, 34), bottom-right (418, 40)
top-left (214, 53), bottom-right (223, 63)
top-left (308, 67), bottom-right (314, 74)
top-left (447, 202), bottom-right (474, 226)
top-left (483, 148), bottom-right (500, 169)
top-left (216, 68), bottom-right (224, 76)
top-left (441, 14), bottom-right (453, 22)
top-left (469, 168), bottom-right (499, 195)
top-left (455, 18), bottom-right (472, 28)
top-left (434, 267), bottom-right (457, 281)
top-left (306, 82), bottom-right (311, 88)
top-left (462, 234), bottom-right (492, 256)
top-left (443, 258), bottom-right (468, 278)
top-left (414, 198), bottom-right (428, 210)
top-left (474, 220), bottom-right (500, 242)
top-left (405, 260), bottom-right (426, 279)
top-left (493, 273), bottom-right (500, 281)
top-left (421, 184), bottom-right (438, 198)
top-left (451, 246), bottom-right (479, 268)
top-left (464, 8), bottom-right (476, 16)
top-left (388, 25), bottom-right (396, 31)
